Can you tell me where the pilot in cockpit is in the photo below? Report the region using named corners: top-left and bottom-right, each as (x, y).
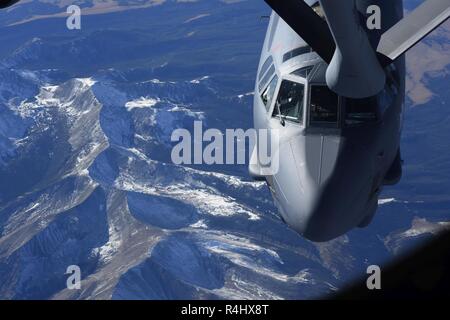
top-left (274, 80), bottom-right (305, 124)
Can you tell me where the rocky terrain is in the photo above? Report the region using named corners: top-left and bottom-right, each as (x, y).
top-left (0, 0), bottom-right (449, 299)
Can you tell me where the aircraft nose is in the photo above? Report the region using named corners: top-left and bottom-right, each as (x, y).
top-left (294, 135), bottom-right (341, 186)
top-left (273, 134), bottom-right (371, 241)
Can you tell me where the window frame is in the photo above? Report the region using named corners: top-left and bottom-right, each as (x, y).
top-left (307, 84), bottom-right (341, 128)
top-left (260, 74), bottom-right (279, 112)
top-left (258, 56), bottom-right (274, 81)
top-left (270, 75), bottom-right (307, 127)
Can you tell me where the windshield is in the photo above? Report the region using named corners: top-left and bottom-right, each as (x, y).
top-left (309, 85), bottom-right (339, 127)
top-left (272, 79), bottom-right (305, 123)
top-left (345, 96), bottom-right (378, 126)
top-left (261, 75), bottom-right (278, 111)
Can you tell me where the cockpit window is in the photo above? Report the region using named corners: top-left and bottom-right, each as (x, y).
top-left (291, 66), bottom-right (314, 78)
top-left (258, 56), bottom-right (273, 81)
top-left (272, 80), bottom-right (304, 123)
top-left (261, 75), bottom-right (278, 111)
top-left (283, 46), bottom-right (313, 63)
top-left (345, 96), bottom-right (378, 126)
top-left (309, 85), bottom-right (339, 127)
top-left (259, 64), bottom-right (275, 92)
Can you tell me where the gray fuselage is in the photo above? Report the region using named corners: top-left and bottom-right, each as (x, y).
top-left (251, 0), bottom-right (405, 241)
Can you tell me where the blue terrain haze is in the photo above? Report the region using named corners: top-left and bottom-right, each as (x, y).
top-left (0, 0), bottom-right (449, 299)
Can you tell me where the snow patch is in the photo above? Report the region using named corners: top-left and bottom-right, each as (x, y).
top-left (125, 97), bottom-right (160, 111)
top-left (76, 78), bottom-right (97, 88)
top-left (141, 78), bottom-right (176, 84)
top-left (168, 105), bottom-right (205, 119)
top-left (238, 92), bottom-right (254, 99)
top-left (190, 220), bottom-right (208, 229)
top-left (378, 198), bottom-right (396, 205)
top-left (190, 76), bottom-right (210, 84)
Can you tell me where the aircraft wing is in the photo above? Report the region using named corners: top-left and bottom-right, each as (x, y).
top-left (377, 0), bottom-right (450, 62)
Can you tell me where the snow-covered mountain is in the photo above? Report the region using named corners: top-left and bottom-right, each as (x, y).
top-left (0, 67), bottom-right (341, 299)
top-left (0, 0), bottom-right (449, 299)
